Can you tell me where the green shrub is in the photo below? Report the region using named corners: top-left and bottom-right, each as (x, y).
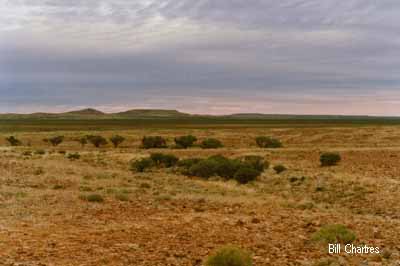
top-left (76, 136), bottom-right (88, 147)
top-left (205, 246), bottom-right (252, 266)
top-left (200, 138), bottom-right (223, 149)
top-left (255, 136), bottom-right (282, 148)
top-left (67, 152), bottom-right (81, 160)
top-left (109, 135), bottom-right (125, 148)
top-left (81, 194), bottom-right (104, 203)
top-left (320, 152), bottom-right (341, 166)
top-left (312, 224), bottom-right (356, 244)
top-left (273, 164), bottom-right (287, 174)
top-left (87, 135), bottom-right (108, 148)
top-left (44, 136), bottom-right (64, 147)
top-left (209, 155), bottom-right (242, 180)
top-left (150, 153), bottom-right (179, 167)
top-left (241, 156), bottom-right (266, 172)
top-left (6, 136), bottom-right (22, 146)
top-left (58, 150), bottom-right (66, 154)
top-left (234, 167), bottom-right (260, 184)
top-left (188, 159), bottom-right (220, 179)
top-left (130, 158), bottom-right (154, 172)
top-left (141, 136), bottom-right (167, 149)
top-left (174, 135), bottom-right (197, 148)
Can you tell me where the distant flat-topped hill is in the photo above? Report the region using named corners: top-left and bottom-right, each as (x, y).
top-left (0, 108), bottom-right (399, 121)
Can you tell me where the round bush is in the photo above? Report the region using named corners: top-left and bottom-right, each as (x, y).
top-left (174, 135), bottom-right (197, 148)
top-left (320, 152), bottom-right (341, 166)
top-left (200, 138), bottom-right (223, 149)
top-left (130, 158), bottom-right (154, 172)
top-left (141, 136), bottom-right (167, 149)
top-left (205, 246), bottom-right (253, 266)
top-left (241, 156), bottom-right (266, 172)
top-left (255, 136), bottom-right (282, 148)
top-left (234, 167), bottom-right (260, 184)
top-left (150, 153), bottom-right (179, 168)
top-left (189, 159), bottom-right (219, 179)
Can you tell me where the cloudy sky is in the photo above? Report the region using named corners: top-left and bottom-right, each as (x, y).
top-left (1, 0), bottom-right (399, 115)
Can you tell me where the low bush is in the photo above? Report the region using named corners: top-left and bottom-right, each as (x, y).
top-left (76, 136), bottom-right (88, 147)
top-left (150, 153), bottom-right (179, 167)
top-left (188, 159), bottom-right (220, 178)
top-left (81, 194), bottom-right (104, 203)
top-left (6, 136), bottom-right (22, 146)
top-left (312, 224), bottom-right (356, 244)
top-left (44, 136), bottom-right (64, 147)
top-left (130, 158), bottom-right (154, 172)
top-left (234, 166), bottom-right (260, 184)
top-left (87, 135), bottom-right (108, 148)
top-left (183, 155), bottom-right (264, 183)
top-left (174, 135), bottom-right (197, 148)
top-left (109, 135), bottom-right (125, 148)
top-left (241, 155), bottom-right (267, 172)
top-left (200, 138), bottom-right (223, 149)
top-left (320, 152), bottom-right (341, 167)
top-left (22, 151), bottom-right (32, 156)
top-left (141, 136), bottom-right (167, 149)
top-left (255, 136), bottom-right (282, 148)
top-left (273, 164), bottom-right (287, 174)
top-left (67, 152), bottom-right (81, 160)
top-left (205, 246), bottom-right (253, 266)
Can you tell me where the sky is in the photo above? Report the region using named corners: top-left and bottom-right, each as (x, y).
top-left (1, 0), bottom-right (400, 115)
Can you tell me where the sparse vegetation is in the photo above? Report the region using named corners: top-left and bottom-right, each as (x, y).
top-left (200, 138), bottom-right (223, 149)
top-left (34, 149), bottom-right (46, 155)
top-left (109, 135), bottom-right (125, 148)
top-left (80, 194), bottom-right (104, 203)
top-left (174, 135), bottom-right (197, 148)
top-left (76, 136), bottom-right (88, 147)
top-left (141, 136), bottom-right (167, 149)
top-left (312, 224), bottom-right (356, 244)
top-left (205, 246), bottom-right (253, 266)
top-left (256, 136), bottom-right (282, 148)
top-left (320, 152), bottom-right (341, 166)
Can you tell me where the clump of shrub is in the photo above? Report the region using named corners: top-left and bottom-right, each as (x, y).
top-left (130, 158), bottom-right (154, 172)
top-left (76, 136), bottom-right (88, 147)
top-left (256, 136), bottom-right (282, 148)
top-left (273, 164), bottom-right (287, 174)
top-left (150, 153), bottom-right (179, 167)
top-left (87, 135), bottom-right (108, 148)
top-left (200, 138), bottom-right (223, 149)
top-left (174, 135), bottom-right (197, 148)
top-left (6, 136), bottom-right (22, 146)
top-left (109, 135), bottom-right (125, 148)
top-left (205, 246), bottom-right (253, 266)
top-left (141, 136), bottom-right (167, 149)
top-left (44, 136), bottom-right (64, 147)
top-left (67, 152), bottom-right (80, 160)
top-left (185, 155), bottom-right (265, 184)
top-left (80, 193), bottom-right (104, 203)
top-left (234, 166), bottom-right (260, 184)
top-left (320, 152), bottom-right (341, 167)
top-left (312, 224), bottom-right (356, 244)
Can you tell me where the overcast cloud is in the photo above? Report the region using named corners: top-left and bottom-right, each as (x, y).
top-left (1, 0), bottom-right (399, 115)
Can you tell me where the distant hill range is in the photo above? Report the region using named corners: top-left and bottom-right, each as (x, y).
top-left (0, 108), bottom-right (399, 121)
